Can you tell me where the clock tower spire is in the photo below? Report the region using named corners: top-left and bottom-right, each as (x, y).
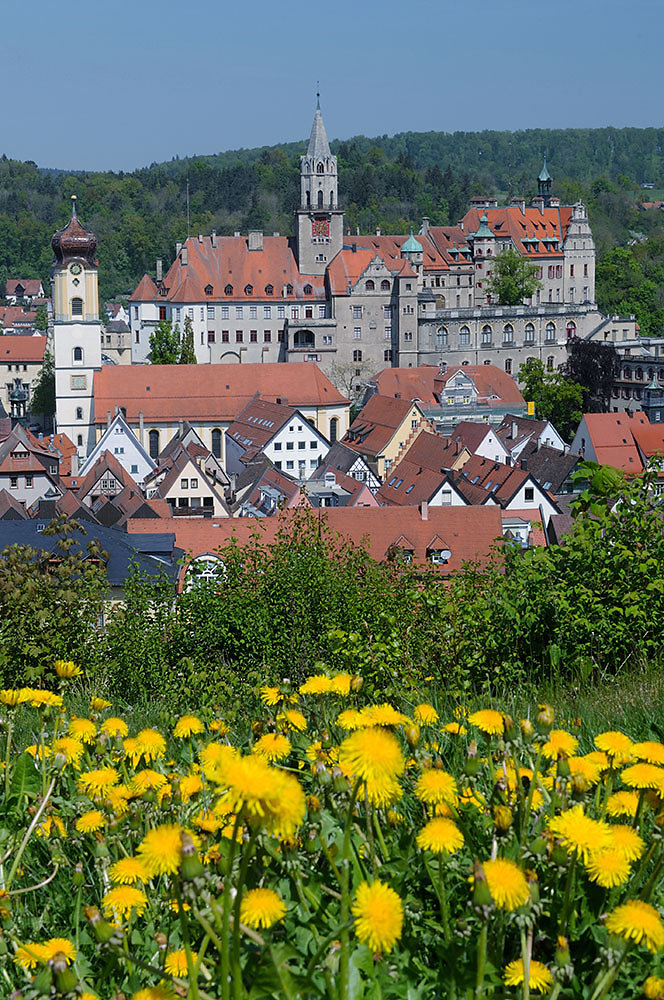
top-left (296, 99), bottom-right (343, 275)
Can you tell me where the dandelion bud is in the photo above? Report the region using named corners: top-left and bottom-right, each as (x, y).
top-left (529, 836), bottom-right (548, 856)
top-left (180, 832), bottom-right (204, 880)
top-left (306, 794), bottom-right (321, 812)
top-left (520, 718), bottom-right (534, 738)
top-left (351, 675), bottom-right (363, 692)
top-left (94, 840), bottom-right (109, 859)
top-left (31, 965), bottom-right (53, 995)
top-left (465, 741), bottom-right (481, 776)
top-left (526, 869), bottom-right (539, 903)
top-left (405, 723), bottom-right (421, 747)
top-left (571, 774), bottom-right (589, 796)
top-left (502, 715), bottom-right (518, 741)
top-left (536, 703), bottom-right (555, 733)
top-left (472, 861), bottom-right (492, 909)
top-left (84, 905), bottom-right (116, 944)
top-left (555, 935), bottom-right (571, 968)
top-left (51, 953), bottom-right (78, 993)
top-left (305, 829), bottom-right (319, 853)
top-left (316, 762), bottom-right (332, 786)
top-left (493, 805), bottom-right (513, 832)
top-left (331, 766), bottom-right (348, 793)
top-left (154, 932), bottom-right (168, 950)
top-left (557, 753), bottom-right (571, 779)
top-left (72, 862), bottom-right (84, 887)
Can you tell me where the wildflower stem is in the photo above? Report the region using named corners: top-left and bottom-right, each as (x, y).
top-left (475, 921), bottom-right (488, 997)
top-left (632, 787), bottom-right (646, 829)
top-left (588, 941), bottom-right (631, 1000)
top-left (364, 787), bottom-right (379, 874)
top-left (270, 944), bottom-right (298, 1000)
top-left (4, 717), bottom-right (13, 798)
top-left (520, 926), bottom-right (531, 1000)
top-left (175, 882), bottom-right (200, 1000)
top-left (339, 777), bottom-right (362, 1000)
top-left (373, 810), bottom-right (389, 860)
top-left (220, 810), bottom-right (244, 1000)
top-left (559, 852), bottom-right (577, 935)
top-left (523, 746), bottom-right (543, 834)
top-left (232, 827), bottom-right (258, 1000)
top-left (6, 776), bottom-right (56, 890)
top-left (437, 858), bottom-right (451, 942)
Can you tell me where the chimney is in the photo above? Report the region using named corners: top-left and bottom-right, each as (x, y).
top-left (156, 259), bottom-right (163, 282)
top-left (520, 458), bottom-right (528, 470)
top-left (234, 231), bottom-right (241, 237)
top-left (107, 409), bottom-right (111, 429)
top-left (356, 226), bottom-right (360, 235)
top-left (198, 233), bottom-right (203, 243)
top-left (178, 419), bottom-right (184, 435)
top-left (139, 410), bottom-right (144, 445)
top-left (211, 231), bottom-right (217, 248)
top-left (71, 452), bottom-right (78, 476)
top-left (375, 227), bottom-right (381, 236)
top-left (351, 244), bottom-right (357, 253)
top-left (181, 246), bottom-right (188, 265)
top-left (248, 230), bottom-right (264, 251)
top-left (511, 421), bottom-right (518, 439)
top-left (510, 197), bottom-right (526, 215)
top-left (420, 501), bottom-right (429, 520)
top-left (273, 231), bottom-right (280, 237)
top-left (549, 197), bottom-right (560, 208)
top-left (531, 196), bottom-right (545, 215)
top-left (421, 217), bottom-right (430, 234)
top-left (176, 242), bottom-right (182, 255)
top-left (536, 437), bottom-right (542, 451)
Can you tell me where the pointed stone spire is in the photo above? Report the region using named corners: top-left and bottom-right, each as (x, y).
top-left (307, 102), bottom-right (331, 160)
top-left (538, 155), bottom-right (552, 183)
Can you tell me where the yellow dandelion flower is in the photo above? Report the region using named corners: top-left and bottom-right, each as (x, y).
top-left (193, 810), bottom-right (221, 833)
top-left (240, 887), bottom-right (287, 929)
top-left (20, 688), bottom-right (63, 709)
top-left (605, 900), bottom-right (664, 953)
top-left (584, 750), bottom-right (610, 770)
top-left (164, 948), bottom-right (197, 976)
top-left (416, 817), bottom-right (464, 854)
top-left (330, 672), bottom-right (352, 696)
top-left (253, 732), bottom-right (292, 761)
top-left (135, 728), bottom-right (167, 762)
top-left (14, 943), bottom-right (48, 968)
top-left (622, 762), bottom-right (664, 793)
top-left (633, 742), bottom-right (664, 766)
top-left (596, 730), bottom-right (634, 764)
top-left (100, 716), bottom-right (129, 738)
top-left (299, 675), bottom-right (335, 695)
top-left (414, 768), bottom-right (459, 808)
top-left (102, 886), bottom-right (148, 920)
top-left (200, 742), bottom-right (237, 783)
top-left (53, 736), bottom-right (85, 766)
top-left (414, 703), bottom-right (438, 725)
top-left (338, 726), bottom-right (405, 807)
top-left (69, 717), bottom-right (97, 744)
top-left (259, 685), bottom-right (282, 706)
top-left (567, 755), bottom-right (602, 786)
top-left (585, 847), bottom-right (632, 888)
top-left (138, 824), bottom-right (185, 877)
top-left (644, 976), bottom-right (664, 999)
top-left (109, 856), bottom-right (149, 884)
top-left (90, 696), bottom-right (112, 712)
top-left (549, 804), bottom-right (613, 862)
top-left (609, 824), bottom-right (645, 862)
top-left (39, 938), bottom-right (77, 964)
top-left (305, 740), bottom-right (337, 764)
top-left (443, 721), bottom-right (466, 735)
top-left (130, 769), bottom-right (168, 795)
top-left (504, 959), bottom-right (553, 992)
top-left (106, 785), bottom-right (132, 815)
top-left (542, 729), bottom-right (578, 760)
top-left (0, 688), bottom-right (22, 706)
top-left (483, 859), bottom-right (529, 911)
top-left (468, 709), bottom-right (504, 735)
top-left (54, 659), bottom-right (81, 679)
top-left (277, 707), bottom-right (307, 731)
top-left (352, 880), bottom-right (403, 954)
top-left (210, 718), bottom-right (230, 736)
top-left (222, 754), bottom-right (305, 838)
top-left (132, 987), bottom-right (177, 1000)
top-left (179, 773), bottom-right (204, 802)
top-left (75, 810), bottom-right (106, 834)
top-left (173, 715), bottom-right (204, 738)
top-left (79, 767), bottom-right (120, 797)
top-left (607, 790), bottom-right (641, 818)
top-left (360, 703), bottom-right (410, 727)
top-left (336, 709), bottom-right (366, 730)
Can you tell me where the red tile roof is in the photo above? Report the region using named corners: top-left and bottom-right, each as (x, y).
top-left (630, 422), bottom-right (664, 460)
top-left (0, 335), bottom-right (46, 361)
top-left (343, 395), bottom-right (420, 457)
top-left (41, 432), bottom-right (78, 476)
top-left (341, 233), bottom-right (446, 272)
top-left (127, 504), bottom-right (504, 577)
top-left (6, 279), bottom-right (43, 296)
top-left (374, 431), bottom-right (468, 507)
top-left (226, 396), bottom-right (296, 461)
top-left (128, 274), bottom-right (158, 302)
top-left (372, 365), bottom-right (524, 407)
top-left (93, 363), bottom-right (348, 424)
top-left (461, 205), bottom-right (573, 258)
top-left (580, 412), bottom-right (648, 472)
top-left (0, 307), bottom-right (39, 329)
top-left (155, 236), bottom-right (326, 304)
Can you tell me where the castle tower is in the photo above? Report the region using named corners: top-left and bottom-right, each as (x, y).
top-left (538, 156), bottom-right (552, 206)
top-left (296, 98), bottom-right (344, 275)
top-left (52, 196), bottom-right (102, 457)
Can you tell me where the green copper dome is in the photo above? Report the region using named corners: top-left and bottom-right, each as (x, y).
top-left (474, 213), bottom-right (493, 238)
top-left (538, 157), bottom-right (552, 182)
top-left (401, 230), bottom-right (423, 253)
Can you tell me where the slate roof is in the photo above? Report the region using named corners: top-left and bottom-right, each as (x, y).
top-left (517, 442), bottom-right (579, 493)
top-left (0, 489), bottom-right (29, 519)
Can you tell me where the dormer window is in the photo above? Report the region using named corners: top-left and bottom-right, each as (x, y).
top-left (205, 284), bottom-right (213, 296)
top-left (224, 284), bottom-right (233, 296)
top-left (365, 279), bottom-right (375, 291)
top-left (244, 284), bottom-right (253, 296)
top-left (265, 284), bottom-right (274, 296)
top-left (286, 284), bottom-right (293, 296)
top-left (303, 284), bottom-right (312, 295)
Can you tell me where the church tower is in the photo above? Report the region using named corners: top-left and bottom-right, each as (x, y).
top-left (52, 196), bottom-right (102, 458)
top-left (296, 99), bottom-right (344, 275)
top-left (538, 156), bottom-right (553, 206)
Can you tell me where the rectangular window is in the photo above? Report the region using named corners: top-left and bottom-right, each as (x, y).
top-left (207, 306), bottom-right (215, 320)
top-left (322, 335), bottom-right (332, 344)
top-left (570, 264), bottom-right (574, 277)
top-left (277, 305), bottom-right (285, 319)
top-left (584, 263), bottom-right (588, 277)
top-left (286, 441), bottom-right (294, 450)
top-left (263, 305), bottom-right (271, 319)
top-left (176, 307), bottom-right (181, 321)
top-left (180, 479), bottom-right (188, 489)
top-left (310, 440), bottom-right (318, 449)
top-left (286, 460), bottom-right (294, 470)
top-left (207, 331), bottom-right (215, 343)
top-left (384, 305), bottom-right (392, 319)
top-left (221, 306), bottom-right (229, 319)
top-left (291, 307), bottom-right (299, 319)
top-left (275, 461), bottom-right (282, 470)
top-left (310, 459), bottom-right (318, 469)
top-left (188, 307), bottom-right (194, 319)
top-left (298, 440), bottom-right (306, 449)
top-left (354, 327), bottom-right (361, 340)
top-left (159, 306), bottom-right (167, 321)
top-left (236, 331), bottom-right (243, 343)
top-left (274, 442), bottom-right (282, 451)
top-left (352, 305), bottom-right (362, 319)
top-left (9, 476), bottom-right (17, 489)
top-left (222, 330), bottom-right (229, 343)
top-left (318, 305), bottom-right (326, 318)
top-left (278, 331), bottom-right (284, 342)
top-left (70, 375), bottom-right (87, 390)
top-left (250, 331), bottom-right (258, 343)
top-left (384, 326), bottom-right (391, 339)
top-left (200, 307), bottom-right (205, 321)
top-left (25, 475), bottom-right (33, 488)
top-left (134, 306), bottom-right (139, 319)
top-left (249, 305), bottom-right (257, 319)
top-left (524, 487), bottom-right (534, 502)
top-left (236, 306), bottom-right (243, 319)
top-left (264, 331), bottom-right (271, 342)
top-left (190, 478), bottom-right (198, 488)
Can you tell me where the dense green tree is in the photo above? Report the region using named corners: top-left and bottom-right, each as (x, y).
top-left (34, 304), bottom-right (48, 331)
top-left (29, 350), bottom-right (55, 425)
top-left (487, 247), bottom-right (542, 305)
top-left (517, 357), bottom-right (585, 440)
top-left (149, 319), bottom-right (179, 364)
top-left (178, 315), bottom-right (197, 364)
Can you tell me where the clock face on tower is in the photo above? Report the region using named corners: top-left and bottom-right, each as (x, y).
top-left (70, 263), bottom-right (82, 275)
top-left (312, 217), bottom-right (330, 239)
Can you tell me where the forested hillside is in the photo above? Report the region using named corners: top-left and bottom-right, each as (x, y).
top-left (1, 125), bottom-right (663, 333)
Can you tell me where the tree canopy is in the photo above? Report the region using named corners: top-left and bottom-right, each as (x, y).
top-left (149, 319), bottom-right (179, 365)
top-left (29, 349), bottom-right (55, 425)
top-left (517, 357), bottom-right (585, 441)
top-left (178, 315), bottom-right (197, 364)
top-left (486, 247), bottom-right (542, 305)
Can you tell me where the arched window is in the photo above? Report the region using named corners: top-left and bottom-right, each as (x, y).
top-left (286, 284), bottom-right (293, 296)
top-left (211, 428), bottom-right (222, 459)
top-left (71, 297), bottom-right (83, 317)
top-left (623, 367), bottom-right (632, 380)
top-left (503, 323), bottom-right (514, 344)
top-left (524, 322), bottom-right (535, 343)
top-left (436, 327), bottom-right (448, 348)
top-left (329, 191), bottom-right (334, 207)
top-left (224, 284), bottom-right (233, 296)
top-left (149, 429), bottom-right (160, 459)
top-left (459, 325), bottom-right (470, 345)
top-left (384, 349), bottom-right (392, 362)
top-left (76, 407), bottom-right (83, 420)
top-left (306, 191), bottom-right (311, 207)
top-left (185, 554), bottom-right (227, 591)
top-left (481, 324), bottom-right (492, 346)
top-left (317, 191), bottom-right (323, 207)
top-left (380, 279), bottom-right (390, 291)
top-left (265, 284), bottom-right (273, 296)
top-left (294, 330), bottom-right (315, 348)
top-left (636, 367), bottom-right (643, 381)
top-left (566, 320), bottom-right (577, 339)
top-left (244, 284), bottom-right (253, 296)
top-left (73, 346), bottom-right (83, 362)
top-left (353, 349), bottom-right (363, 362)
top-left (545, 321), bottom-right (556, 342)
top-left (77, 434), bottom-right (83, 446)
top-left (303, 284), bottom-right (313, 295)
top-left (547, 356), bottom-right (555, 372)
top-left (648, 368), bottom-right (655, 381)
top-left (329, 417), bottom-right (338, 443)
top-left (365, 279), bottom-right (375, 291)
top-left (504, 358), bottom-right (512, 374)
top-left (317, 162), bottom-right (325, 174)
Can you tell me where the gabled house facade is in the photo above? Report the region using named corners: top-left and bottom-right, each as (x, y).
top-left (496, 413), bottom-right (566, 458)
top-left (225, 396), bottom-right (330, 479)
top-left (144, 446), bottom-right (230, 517)
top-left (343, 395), bottom-right (433, 479)
top-left (78, 412), bottom-right (156, 488)
top-left (0, 426), bottom-right (62, 505)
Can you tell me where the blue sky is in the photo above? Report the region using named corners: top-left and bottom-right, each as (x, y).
top-left (6, 0), bottom-right (662, 172)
